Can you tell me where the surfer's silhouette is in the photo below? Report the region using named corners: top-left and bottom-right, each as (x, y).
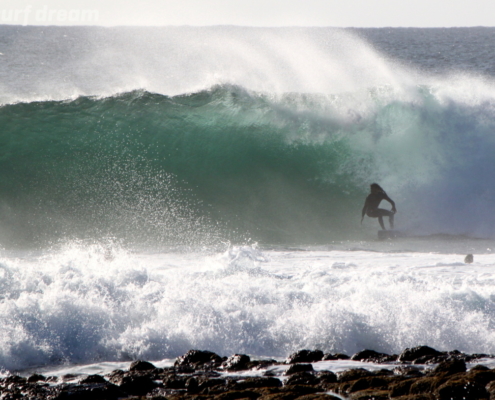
top-left (361, 183), bottom-right (397, 230)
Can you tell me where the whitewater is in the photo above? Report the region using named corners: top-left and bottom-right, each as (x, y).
top-left (1, 25), bottom-right (495, 376)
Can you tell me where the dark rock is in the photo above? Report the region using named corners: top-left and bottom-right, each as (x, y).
top-left (432, 359), bottom-right (466, 375)
top-left (214, 389), bottom-right (260, 400)
top-left (286, 350), bottom-right (324, 364)
top-left (111, 374), bottom-right (157, 395)
top-left (389, 378), bottom-right (416, 397)
top-left (1, 375), bottom-right (27, 385)
top-left (294, 395), bottom-right (341, 400)
top-left (51, 383), bottom-right (124, 400)
top-left (186, 376), bottom-right (199, 393)
top-left (198, 377), bottom-right (227, 394)
top-left (222, 354), bottom-right (251, 371)
top-left (79, 374), bottom-right (107, 384)
top-left (61, 374), bottom-right (80, 382)
top-left (347, 390), bottom-right (389, 400)
top-left (285, 363), bottom-right (314, 375)
top-left (175, 349), bottom-right (223, 369)
top-left (470, 364), bottom-right (490, 371)
top-left (349, 376), bottom-right (389, 393)
top-left (467, 368), bottom-right (495, 386)
top-left (285, 371), bottom-right (319, 386)
top-left (322, 353), bottom-right (350, 360)
top-left (436, 379), bottom-right (488, 400)
top-left (316, 371), bottom-right (337, 385)
top-left (392, 366), bottom-right (424, 377)
top-left (409, 376), bottom-right (447, 395)
top-left (129, 360), bottom-right (157, 371)
top-left (163, 375), bottom-right (188, 389)
top-left (398, 346), bottom-right (443, 363)
top-left (337, 368), bottom-right (374, 382)
top-left (249, 359), bottom-right (279, 370)
top-left (27, 373), bottom-right (47, 383)
top-left (234, 377), bottom-right (282, 390)
top-left (280, 384), bottom-right (321, 396)
top-left (351, 349), bottom-right (396, 363)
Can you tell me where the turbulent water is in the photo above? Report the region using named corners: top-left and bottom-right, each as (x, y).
top-left (1, 25), bottom-right (495, 373)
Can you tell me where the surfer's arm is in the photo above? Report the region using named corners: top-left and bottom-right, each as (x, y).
top-left (384, 195), bottom-right (397, 213)
top-left (361, 203), bottom-right (367, 223)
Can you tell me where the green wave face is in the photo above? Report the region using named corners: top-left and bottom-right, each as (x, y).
top-left (2, 83), bottom-right (495, 248)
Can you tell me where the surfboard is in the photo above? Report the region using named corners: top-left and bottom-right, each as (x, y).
top-left (378, 230), bottom-right (403, 240)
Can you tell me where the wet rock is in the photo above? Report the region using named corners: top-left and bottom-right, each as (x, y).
top-left (285, 363), bottom-right (314, 375)
top-left (389, 378), bottom-right (416, 397)
top-left (79, 374), bottom-right (107, 384)
top-left (163, 375), bottom-right (188, 389)
top-left (348, 376), bottom-right (389, 393)
top-left (436, 379), bottom-right (488, 400)
top-left (27, 373), bottom-right (47, 383)
top-left (110, 373), bottom-right (157, 396)
top-left (197, 377), bottom-right (227, 394)
top-left (175, 349), bottom-right (223, 369)
top-left (466, 368), bottom-right (495, 386)
top-left (316, 371), bottom-right (337, 388)
top-left (322, 353), bottom-right (350, 360)
top-left (233, 377), bottom-right (282, 390)
top-left (348, 389), bottom-right (390, 400)
top-left (432, 359), bottom-right (466, 376)
top-left (285, 371), bottom-right (320, 386)
top-left (398, 346), bottom-right (443, 363)
top-left (222, 354), bottom-right (251, 371)
top-left (392, 366), bottom-right (424, 377)
top-left (129, 359), bottom-right (157, 371)
top-left (351, 349), bottom-right (397, 363)
top-left (214, 389), bottom-right (260, 400)
top-left (337, 368), bottom-right (374, 382)
top-left (51, 383), bottom-right (124, 400)
top-left (286, 350), bottom-right (323, 364)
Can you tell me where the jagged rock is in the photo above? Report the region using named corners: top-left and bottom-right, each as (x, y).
top-left (110, 374), bottom-right (157, 396)
top-left (351, 349), bottom-right (396, 362)
top-left (27, 373), bottom-right (47, 383)
top-left (129, 360), bottom-right (157, 371)
top-left (285, 363), bottom-right (314, 375)
top-left (316, 371), bottom-right (337, 386)
top-left (197, 377), bottom-right (227, 394)
top-left (389, 378), bottom-right (416, 397)
top-left (233, 377), bottom-right (282, 390)
top-left (186, 376), bottom-right (199, 393)
top-left (348, 376), bottom-right (390, 393)
top-left (348, 390), bottom-right (390, 400)
top-left (398, 346), bottom-right (442, 363)
top-left (337, 368), bottom-right (374, 382)
top-left (163, 375), bottom-right (188, 389)
top-left (222, 354), bottom-right (251, 371)
top-left (466, 368), bottom-right (495, 386)
top-left (79, 374), bottom-right (107, 384)
top-left (214, 389), bottom-right (260, 400)
top-left (432, 359), bottom-right (466, 376)
top-left (286, 349), bottom-right (324, 364)
top-left (285, 372), bottom-right (319, 386)
top-left (392, 366), bottom-right (424, 377)
top-left (436, 379), bottom-right (488, 400)
top-left (175, 349), bottom-right (223, 369)
top-left (50, 383), bottom-right (124, 400)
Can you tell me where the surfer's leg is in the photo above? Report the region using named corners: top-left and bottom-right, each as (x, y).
top-left (377, 216), bottom-right (386, 230)
top-left (370, 209), bottom-right (393, 230)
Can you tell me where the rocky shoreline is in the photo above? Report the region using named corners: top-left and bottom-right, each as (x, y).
top-left (2, 346), bottom-right (495, 399)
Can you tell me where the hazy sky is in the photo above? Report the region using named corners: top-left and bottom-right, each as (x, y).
top-left (0, 0), bottom-right (494, 27)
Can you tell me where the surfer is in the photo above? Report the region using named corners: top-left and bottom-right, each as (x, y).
top-left (361, 183), bottom-right (397, 230)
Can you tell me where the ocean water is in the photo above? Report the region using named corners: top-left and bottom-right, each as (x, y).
top-left (1, 25), bottom-right (495, 375)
